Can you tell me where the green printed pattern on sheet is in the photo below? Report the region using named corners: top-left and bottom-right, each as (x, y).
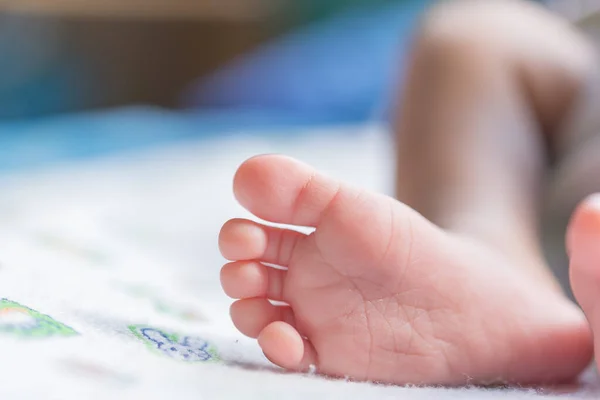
top-left (129, 325), bottom-right (219, 362)
top-left (0, 299), bottom-right (77, 337)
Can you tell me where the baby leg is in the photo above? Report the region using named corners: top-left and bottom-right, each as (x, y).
top-left (395, 0), bottom-right (596, 291)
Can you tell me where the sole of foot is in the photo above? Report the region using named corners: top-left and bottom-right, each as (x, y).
top-left (220, 155), bottom-right (592, 385)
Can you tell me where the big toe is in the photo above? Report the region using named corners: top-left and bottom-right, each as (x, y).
top-left (233, 155), bottom-right (341, 227)
top-left (568, 195), bottom-right (600, 359)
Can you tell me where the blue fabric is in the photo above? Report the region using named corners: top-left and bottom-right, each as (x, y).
top-left (0, 107), bottom-right (363, 172)
top-left (0, 2), bottom-right (430, 171)
top-left (183, 0), bottom-right (431, 123)
top-left (0, 16), bottom-right (86, 119)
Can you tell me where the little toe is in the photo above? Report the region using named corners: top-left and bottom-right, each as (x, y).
top-left (258, 322), bottom-right (317, 372)
top-left (230, 298), bottom-right (295, 338)
top-left (219, 218), bottom-right (304, 265)
top-left (220, 261), bottom-right (286, 300)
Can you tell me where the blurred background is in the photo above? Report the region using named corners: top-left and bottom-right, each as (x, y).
top-left (0, 0), bottom-right (440, 170)
top-left (0, 0), bottom-right (429, 119)
top-left (0, 0), bottom-right (571, 170)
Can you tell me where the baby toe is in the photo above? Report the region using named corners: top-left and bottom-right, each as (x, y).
top-left (230, 298), bottom-right (295, 338)
top-left (219, 219), bottom-right (267, 261)
top-left (220, 261), bottom-right (286, 300)
top-left (258, 321), bottom-right (317, 371)
top-left (219, 218), bottom-right (305, 266)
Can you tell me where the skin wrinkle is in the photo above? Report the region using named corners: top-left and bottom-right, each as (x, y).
top-left (269, 266), bottom-right (284, 300)
top-left (284, 231), bottom-right (302, 268)
top-left (290, 171), bottom-right (342, 229)
top-left (428, 310), bottom-right (463, 380)
top-left (347, 275), bottom-right (391, 300)
top-left (312, 187), bottom-right (358, 275)
top-left (402, 209), bottom-right (415, 287)
top-left (341, 306), bottom-right (370, 377)
top-left (354, 276), bottom-right (443, 375)
top-left (381, 303), bottom-right (448, 382)
top-left (343, 223), bottom-right (455, 371)
top-left (312, 187), bottom-right (372, 277)
top-left (273, 228), bottom-right (285, 267)
top-left (305, 240), bottom-right (364, 316)
top-left (274, 228), bottom-right (300, 268)
top-left (369, 200), bottom-right (396, 281)
top-left (391, 301), bottom-right (420, 359)
top-left (386, 298), bottom-right (403, 356)
top-left (400, 305), bottom-right (435, 355)
top-left (358, 286), bottom-right (374, 381)
top-left (403, 311), bottom-right (417, 361)
top-left (296, 271), bottom-right (340, 294)
top-left (316, 240), bottom-right (375, 380)
top-left (316, 183), bottom-right (344, 229)
top-left (367, 297), bottom-right (415, 375)
top-left (368, 297), bottom-right (401, 359)
top-left (289, 170), bottom-right (318, 226)
top-left (317, 280), bottom-right (369, 374)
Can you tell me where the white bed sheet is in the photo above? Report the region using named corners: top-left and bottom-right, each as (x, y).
top-left (0, 123), bottom-right (596, 399)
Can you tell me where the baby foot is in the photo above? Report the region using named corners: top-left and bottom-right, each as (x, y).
top-left (219, 155), bottom-right (591, 385)
top-left (568, 195), bottom-right (600, 375)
